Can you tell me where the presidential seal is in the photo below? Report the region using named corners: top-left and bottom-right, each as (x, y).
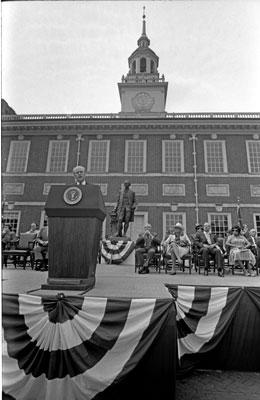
top-left (63, 186), bottom-right (83, 205)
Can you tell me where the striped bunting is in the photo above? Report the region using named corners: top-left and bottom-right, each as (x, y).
top-left (2, 293), bottom-right (173, 400)
top-left (101, 240), bottom-right (135, 263)
top-left (166, 285), bottom-right (242, 364)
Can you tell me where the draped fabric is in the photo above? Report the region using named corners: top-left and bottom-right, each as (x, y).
top-left (101, 240), bottom-right (135, 264)
top-left (2, 293), bottom-right (176, 400)
top-left (166, 284), bottom-right (260, 373)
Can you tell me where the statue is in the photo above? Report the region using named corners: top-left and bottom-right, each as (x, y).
top-left (113, 180), bottom-right (137, 238)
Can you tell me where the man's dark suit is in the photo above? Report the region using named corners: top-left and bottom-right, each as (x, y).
top-left (194, 231), bottom-right (224, 270)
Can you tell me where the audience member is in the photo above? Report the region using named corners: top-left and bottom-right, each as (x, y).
top-left (225, 225), bottom-right (256, 277)
top-left (33, 224), bottom-right (49, 271)
top-left (193, 222), bottom-right (224, 276)
top-left (26, 222), bottom-right (39, 235)
top-left (2, 224), bottom-right (17, 249)
top-left (163, 223), bottom-right (191, 275)
top-left (135, 224), bottom-right (161, 274)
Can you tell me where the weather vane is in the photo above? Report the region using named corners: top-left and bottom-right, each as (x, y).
top-left (143, 6), bottom-right (146, 19)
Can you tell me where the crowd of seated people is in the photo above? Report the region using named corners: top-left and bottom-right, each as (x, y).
top-left (2, 221), bottom-right (48, 271)
top-left (135, 221), bottom-right (260, 277)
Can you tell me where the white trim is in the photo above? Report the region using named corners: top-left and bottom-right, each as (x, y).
top-left (162, 140), bottom-right (184, 173)
top-left (246, 140), bottom-right (260, 173)
top-left (250, 185), bottom-right (260, 197)
top-left (2, 210), bottom-right (21, 235)
top-left (204, 140), bottom-right (228, 173)
top-left (162, 183), bottom-right (185, 196)
top-left (2, 172), bottom-right (260, 178)
top-left (163, 212), bottom-right (186, 235)
top-left (206, 184), bottom-right (230, 197)
top-left (124, 140), bottom-right (147, 173)
top-left (207, 212), bottom-right (232, 233)
top-left (46, 140), bottom-right (70, 173)
top-left (6, 140), bottom-right (31, 173)
top-left (87, 140), bottom-right (110, 173)
top-left (3, 183), bottom-right (25, 195)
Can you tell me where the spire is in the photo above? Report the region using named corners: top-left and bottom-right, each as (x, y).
top-left (142, 6), bottom-right (146, 36)
top-left (137, 6), bottom-right (150, 47)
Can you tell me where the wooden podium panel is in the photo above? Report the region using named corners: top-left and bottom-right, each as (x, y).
top-left (42, 184), bottom-right (106, 291)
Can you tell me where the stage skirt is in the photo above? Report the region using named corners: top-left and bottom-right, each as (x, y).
top-left (229, 248), bottom-right (256, 265)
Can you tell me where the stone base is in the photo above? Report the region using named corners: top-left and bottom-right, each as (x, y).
top-left (108, 236), bottom-right (132, 242)
top-left (41, 277), bottom-right (95, 291)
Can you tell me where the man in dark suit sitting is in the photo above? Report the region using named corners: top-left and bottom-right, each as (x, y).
top-left (194, 222), bottom-right (224, 275)
top-left (135, 224), bottom-right (161, 274)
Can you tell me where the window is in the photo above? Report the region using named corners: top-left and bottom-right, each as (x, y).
top-left (87, 140), bottom-right (110, 173)
top-left (125, 140), bottom-right (146, 173)
top-left (162, 140), bottom-right (184, 173)
top-left (208, 213), bottom-right (231, 237)
top-left (7, 141), bottom-right (30, 173)
top-left (132, 60), bottom-right (136, 74)
top-left (140, 57), bottom-right (146, 73)
top-left (254, 214), bottom-right (260, 236)
top-left (150, 60), bottom-right (155, 73)
top-left (246, 141), bottom-right (260, 173)
top-left (2, 211), bottom-right (21, 234)
top-left (204, 140), bottom-right (227, 173)
top-left (163, 212), bottom-right (186, 235)
top-left (46, 140), bottom-right (69, 173)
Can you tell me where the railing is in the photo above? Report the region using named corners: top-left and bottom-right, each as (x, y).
top-left (2, 112), bottom-right (260, 121)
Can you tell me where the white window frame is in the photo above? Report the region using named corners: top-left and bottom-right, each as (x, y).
top-left (125, 140), bottom-right (147, 173)
top-left (253, 213), bottom-right (260, 235)
top-left (87, 140), bottom-right (110, 173)
top-left (207, 212), bottom-right (232, 235)
top-left (162, 140), bottom-right (184, 173)
top-left (204, 140), bottom-right (228, 173)
top-left (2, 210), bottom-right (21, 235)
top-left (246, 140), bottom-right (260, 173)
top-left (46, 140), bottom-right (70, 173)
top-left (163, 212), bottom-right (186, 235)
top-left (6, 140), bottom-right (31, 173)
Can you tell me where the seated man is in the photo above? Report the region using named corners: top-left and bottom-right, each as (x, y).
top-left (135, 224), bottom-right (161, 274)
top-left (194, 222), bottom-right (224, 276)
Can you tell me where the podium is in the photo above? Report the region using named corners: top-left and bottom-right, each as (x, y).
top-left (41, 184), bottom-right (106, 291)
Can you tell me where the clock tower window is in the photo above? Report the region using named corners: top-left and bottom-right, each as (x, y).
top-left (132, 60), bottom-right (136, 74)
top-left (140, 57), bottom-right (146, 73)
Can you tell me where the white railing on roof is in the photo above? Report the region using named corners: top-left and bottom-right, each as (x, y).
top-left (2, 112), bottom-right (260, 121)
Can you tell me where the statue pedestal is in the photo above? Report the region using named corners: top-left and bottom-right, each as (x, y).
top-left (108, 236), bottom-right (131, 242)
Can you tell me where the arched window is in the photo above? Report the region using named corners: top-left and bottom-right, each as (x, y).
top-left (140, 57), bottom-right (146, 73)
top-left (150, 60), bottom-right (155, 73)
top-left (132, 60), bottom-right (136, 74)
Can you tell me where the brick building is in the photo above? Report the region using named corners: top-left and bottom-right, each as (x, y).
top-left (2, 13), bottom-right (260, 240)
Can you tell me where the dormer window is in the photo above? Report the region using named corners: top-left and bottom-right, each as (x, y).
top-left (140, 57), bottom-right (146, 73)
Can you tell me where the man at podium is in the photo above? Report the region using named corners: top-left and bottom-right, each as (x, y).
top-left (73, 165), bottom-right (88, 185)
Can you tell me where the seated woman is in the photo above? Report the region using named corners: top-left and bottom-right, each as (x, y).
top-left (225, 225), bottom-right (256, 277)
top-left (163, 223), bottom-right (191, 275)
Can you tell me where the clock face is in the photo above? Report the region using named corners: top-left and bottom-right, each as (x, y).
top-left (132, 92), bottom-right (154, 112)
top-left (63, 186), bottom-right (83, 205)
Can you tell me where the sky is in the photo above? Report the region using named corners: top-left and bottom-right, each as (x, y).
top-left (2, 1), bottom-right (260, 114)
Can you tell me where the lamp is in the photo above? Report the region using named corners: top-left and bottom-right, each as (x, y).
top-left (171, 203), bottom-right (178, 212)
top-left (215, 203), bottom-right (223, 212)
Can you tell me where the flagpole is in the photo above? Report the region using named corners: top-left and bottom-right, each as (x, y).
top-left (236, 197), bottom-right (242, 228)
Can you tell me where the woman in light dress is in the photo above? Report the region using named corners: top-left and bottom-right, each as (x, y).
top-left (163, 223), bottom-right (191, 275)
top-left (225, 225), bottom-right (256, 277)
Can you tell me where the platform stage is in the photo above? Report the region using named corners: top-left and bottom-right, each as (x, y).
top-left (2, 265), bottom-right (260, 400)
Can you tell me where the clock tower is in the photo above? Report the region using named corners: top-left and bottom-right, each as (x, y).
top-left (118, 8), bottom-right (168, 116)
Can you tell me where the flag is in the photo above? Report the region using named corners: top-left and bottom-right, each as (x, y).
top-left (2, 293), bottom-right (174, 400)
top-left (101, 240), bottom-right (135, 263)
